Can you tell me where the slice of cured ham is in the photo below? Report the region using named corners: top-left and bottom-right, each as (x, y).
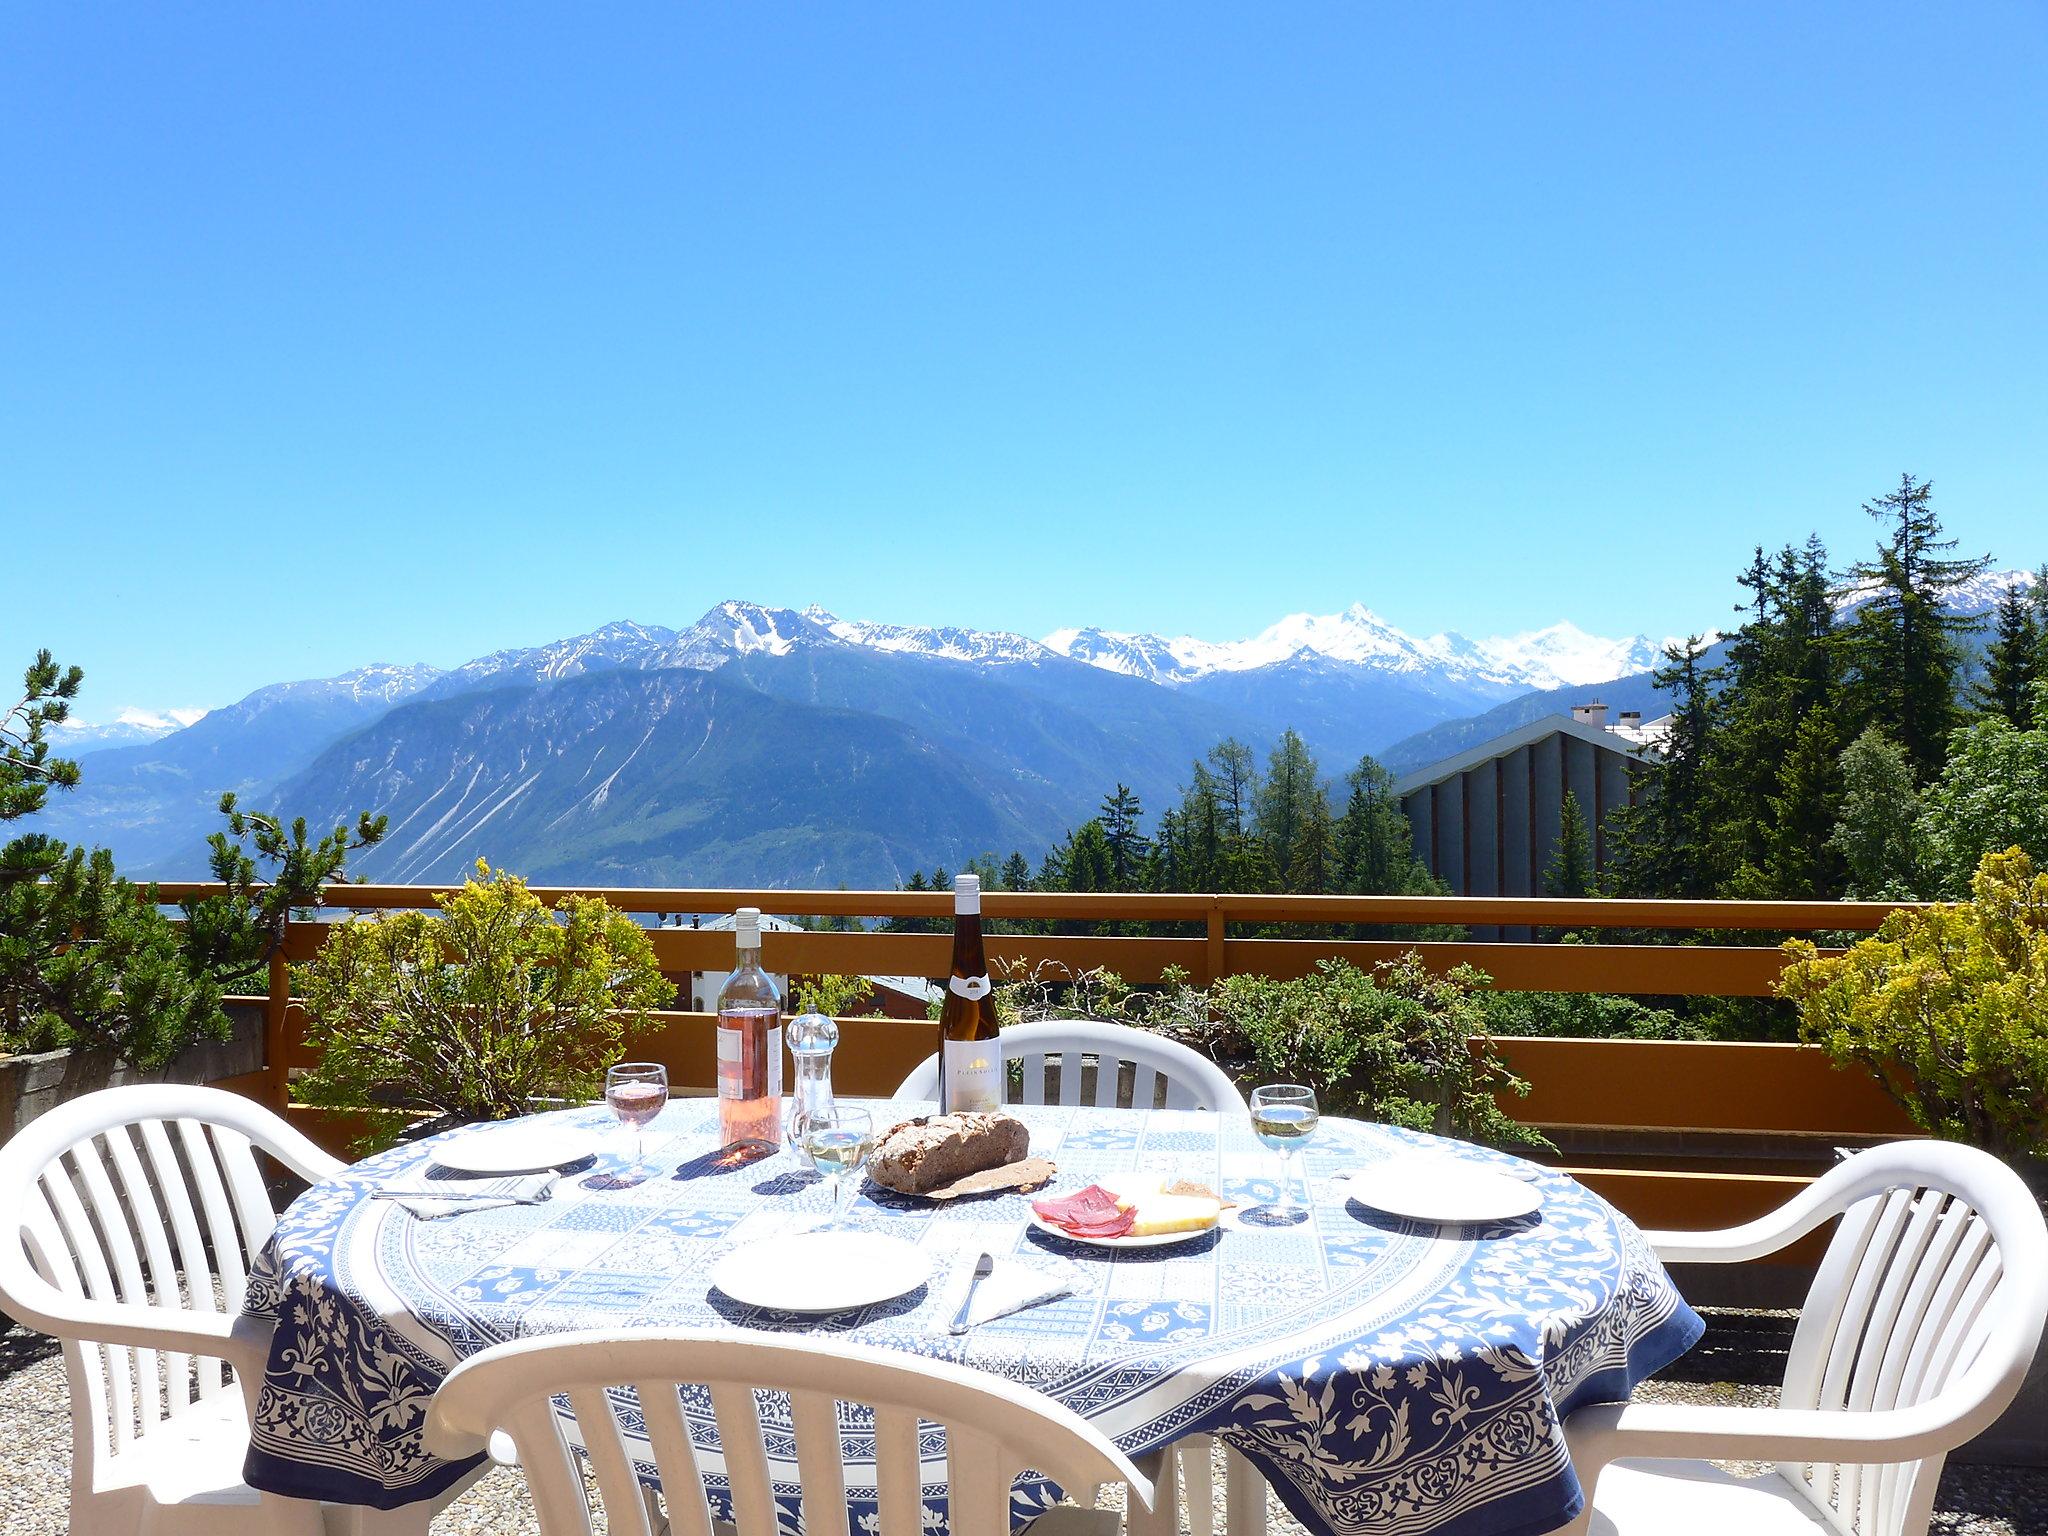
top-left (1031, 1184), bottom-right (1137, 1238)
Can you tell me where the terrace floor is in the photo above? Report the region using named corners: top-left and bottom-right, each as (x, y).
top-left (0, 1310), bottom-right (2040, 1536)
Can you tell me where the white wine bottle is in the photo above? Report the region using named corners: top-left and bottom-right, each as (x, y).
top-left (938, 875), bottom-right (1003, 1113)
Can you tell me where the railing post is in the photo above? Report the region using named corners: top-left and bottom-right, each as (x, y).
top-left (266, 948), bottom-right (291, 1114)
top-left (1205, 900), bottom-right (1226, 986)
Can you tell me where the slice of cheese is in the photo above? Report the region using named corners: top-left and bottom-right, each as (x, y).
top-left (1126, 1192), bottom-right (1222, 1236)
top-left (1102, 1175), bottom-right (1221, 1236)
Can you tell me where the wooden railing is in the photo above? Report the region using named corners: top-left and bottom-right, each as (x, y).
top-left (165, 883), bottom-right (1922, 1246)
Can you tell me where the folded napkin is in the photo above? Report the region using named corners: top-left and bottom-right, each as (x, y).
top-left (382, 1171), bottom-right (559, 1219)
top-left (951, 1252), bottom-right (1079, 1330)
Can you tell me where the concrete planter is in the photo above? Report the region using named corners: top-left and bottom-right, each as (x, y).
top-left (0, 1001), bottom-right (265, 1143)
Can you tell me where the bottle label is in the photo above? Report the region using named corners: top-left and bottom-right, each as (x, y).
top-left (942, 1035), bottom-right (1003, 1114)
top-left (948, 973), bottom-right (992, 1000)
top-left (717, 1020), bottom-right (783, 1100)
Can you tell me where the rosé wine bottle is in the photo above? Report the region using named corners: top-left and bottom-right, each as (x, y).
top-left (715, 908), bottom-right (783, 1158)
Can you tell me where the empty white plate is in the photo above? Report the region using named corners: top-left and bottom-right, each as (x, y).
top-left (1339, 1159), bottom-right (1543, 1225)
top-left (431, 1123), bottom-right (602, 1176)
top-left (711, 1232), bottom-right (931, 1313)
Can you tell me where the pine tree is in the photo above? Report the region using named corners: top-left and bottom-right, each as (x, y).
top-left (1059, 821), bottom-right (1115, 893)
top-left (1000, 851), bottom-right (1032, 892)
top-left (1332, 756), bottom-right (1423, 895)
top-left (1285, 787), bottom-right (1336, 895)
top-left (1253, 729), bottom-right (1322, 883)
top-left (1971, 578), bottom-right (2040, 727)
top-left (1542, 791), bottom-right (1595, 898)
top-left (1097, 784), bottom-right (1149, 890)
top-left (1840, 474), bottom-right (1991, 781)
top-left (1609, 635), bottom-right (1719, 897)
top-left (1761, 706), bottom-right (1845, 896)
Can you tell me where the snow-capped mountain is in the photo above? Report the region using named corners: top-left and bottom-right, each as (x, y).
top-left (808, 606), bottom-right (1055, 666)
top-left (1042, 605), bottom-right (1660, 693)
top-left (1835, 566), bottom-right (2038, 618)
top-left (51, 705), bottom-right (212, 755)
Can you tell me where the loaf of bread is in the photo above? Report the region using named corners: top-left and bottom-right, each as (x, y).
top-left (868, 1112), bottom-right (1029, 1195)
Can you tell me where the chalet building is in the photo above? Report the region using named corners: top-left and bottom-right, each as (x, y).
top-left (1393, 703), bottom-right (1661, 931)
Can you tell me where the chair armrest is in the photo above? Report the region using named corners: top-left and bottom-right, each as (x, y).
top-left (23, 1294), bottom-right (274, 1381)
top-left (1564, 1398), bottom-right (1960, 1470)
top-left (1640, 1174), bottom-right (1850, 1265)
top-left (248, 1116), bottom-right (347, 1186)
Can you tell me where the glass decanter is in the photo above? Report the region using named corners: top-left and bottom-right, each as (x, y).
top-left (785, 1006), bottom-right (841, 1160)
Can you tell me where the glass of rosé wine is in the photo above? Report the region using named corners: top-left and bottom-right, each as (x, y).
top-left (605, 1062), bottom-right (669, 1172)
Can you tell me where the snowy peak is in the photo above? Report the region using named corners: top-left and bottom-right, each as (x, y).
top-left (418, 623), bottom-right (676, 700)
top-left (815, 609), bottom-right (1054, 666)
top-left (1835, 566), bottom-right (2038, 618)
top-left (1042, 607), bottom-right (1659, 692)
top-left (1462, 623), bottom-right (1663, 691)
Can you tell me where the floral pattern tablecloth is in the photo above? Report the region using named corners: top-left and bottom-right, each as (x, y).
top-left (242, 1099), bottom-right (1700, 1536)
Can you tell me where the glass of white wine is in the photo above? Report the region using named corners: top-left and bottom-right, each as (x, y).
top-left (1245, 1084), bottom-right (1319, 1227)
top-left (803, 1106), bottom-right (874, 1229)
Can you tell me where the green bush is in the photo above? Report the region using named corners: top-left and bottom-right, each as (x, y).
top-left (1778, 846), bottom-right (2048, 1160)
top-left (294, 863), bottom-right (674, 1151)
top-left (1147, 955), bottom-right (1547, 1148)
top-left (1479, 989), bottom-right (1709, 1041)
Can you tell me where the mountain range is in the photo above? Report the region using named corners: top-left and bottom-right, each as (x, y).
top-left (26, 575), bottom-right (2030, 886)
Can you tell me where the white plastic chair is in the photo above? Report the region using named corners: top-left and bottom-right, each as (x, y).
top-left (894, 1019), bottom-right (1245, 1112)
top-left (898, 1019), bottom-right (1257, 1536)
top-left (1562, 1139), bottom-right (2048, 1536)
top-left (0, 1083), bottom-right (346, 1535)
top-left (423, 1327), bottom-right (1156, 1536)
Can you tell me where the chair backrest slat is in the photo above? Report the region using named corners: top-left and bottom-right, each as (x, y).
top-left (174, 1119), bottom-right (249, 1310)
top-left (68, 1136), bottom-right (164, 1436)
top-left (40, 1160), bottom-right (137, 1454)
top-left (212, 1124), bottom-right (280, 1264)
top-left (565, 1385), bottom-right (653, 1536)
top-left (102, 1125), bottom-right (191, 1418)
top-left (635, 1382), bottom-right (718, 1536)
top-left (945, 1423), bottom-right (1010, 1536)
top-left (707, 1380), bottom-right (778, 1536)
top-left (136, 1118), bottom-right (229, 1399)
top-left (1017, 1052), bottom-right (1050, 1106)
top-left (791, 1388), bottom-right (849, 1536)
top-left (872, 1405), bottom-right (925, 1536)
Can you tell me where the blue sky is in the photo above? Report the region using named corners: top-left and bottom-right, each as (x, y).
top-left (5, 4), bottom-right (2044, 717)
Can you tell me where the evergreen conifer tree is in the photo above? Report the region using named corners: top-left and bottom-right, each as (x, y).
top-left (1609, 635), bottom-right (1719, 897)
top-left (1097, 784), bottom-right (1149, 890)
top-left (1762, 706), bottom-right (1845, 896)
top-left (1542, 791), bottom-right (1595, 898)
top-left (1971, 578), bottom-right (2040, 727)
top-left (1840, 474), bottom-right (1990, 781)
top-left (1253, 729), bottom-right (1321, 882)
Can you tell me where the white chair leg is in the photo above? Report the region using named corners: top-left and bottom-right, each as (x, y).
top-left (1181, 1438), bottom-right (1216, 1536)
top-left (1222, 1447), bottom-right (1266, 1536)
top-left (1127, 1449), bottom-right (1179, 1536)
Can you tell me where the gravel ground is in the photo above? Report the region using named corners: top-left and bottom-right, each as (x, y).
top-left (1, 1311), bottom-right (2041, 1535)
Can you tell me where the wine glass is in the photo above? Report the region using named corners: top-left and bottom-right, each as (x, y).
top-left (1245, 1084), bottom-right (1319, 1227)
top-left (606, 1062), bottom-right (669, 1172)
top-left (802, 1107), bottom-right (874, 1229)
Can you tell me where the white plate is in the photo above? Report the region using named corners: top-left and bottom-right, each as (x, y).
top-left (1026, 1212), bottom-right (1219, 1250)
top-left (430, 1124), bottom-right (602, 1176)
top-left (1339, 1159), bottom-right (1542, 1225)
top-left (711, 1232), bottom-right (931, 1313)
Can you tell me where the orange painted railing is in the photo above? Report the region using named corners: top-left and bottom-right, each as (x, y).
top-left (168, 883), bottom-right (1921, 1240)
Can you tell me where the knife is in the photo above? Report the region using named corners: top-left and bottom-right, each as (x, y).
top-left (949, 1251), bottom-right (995, 1335)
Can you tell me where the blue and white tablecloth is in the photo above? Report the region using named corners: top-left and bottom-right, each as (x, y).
top-left (242, 1099), bottom-right (1700, 1536)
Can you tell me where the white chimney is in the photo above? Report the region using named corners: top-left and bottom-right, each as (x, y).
top-left (1572, 702), bottom-right (1609, 727)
